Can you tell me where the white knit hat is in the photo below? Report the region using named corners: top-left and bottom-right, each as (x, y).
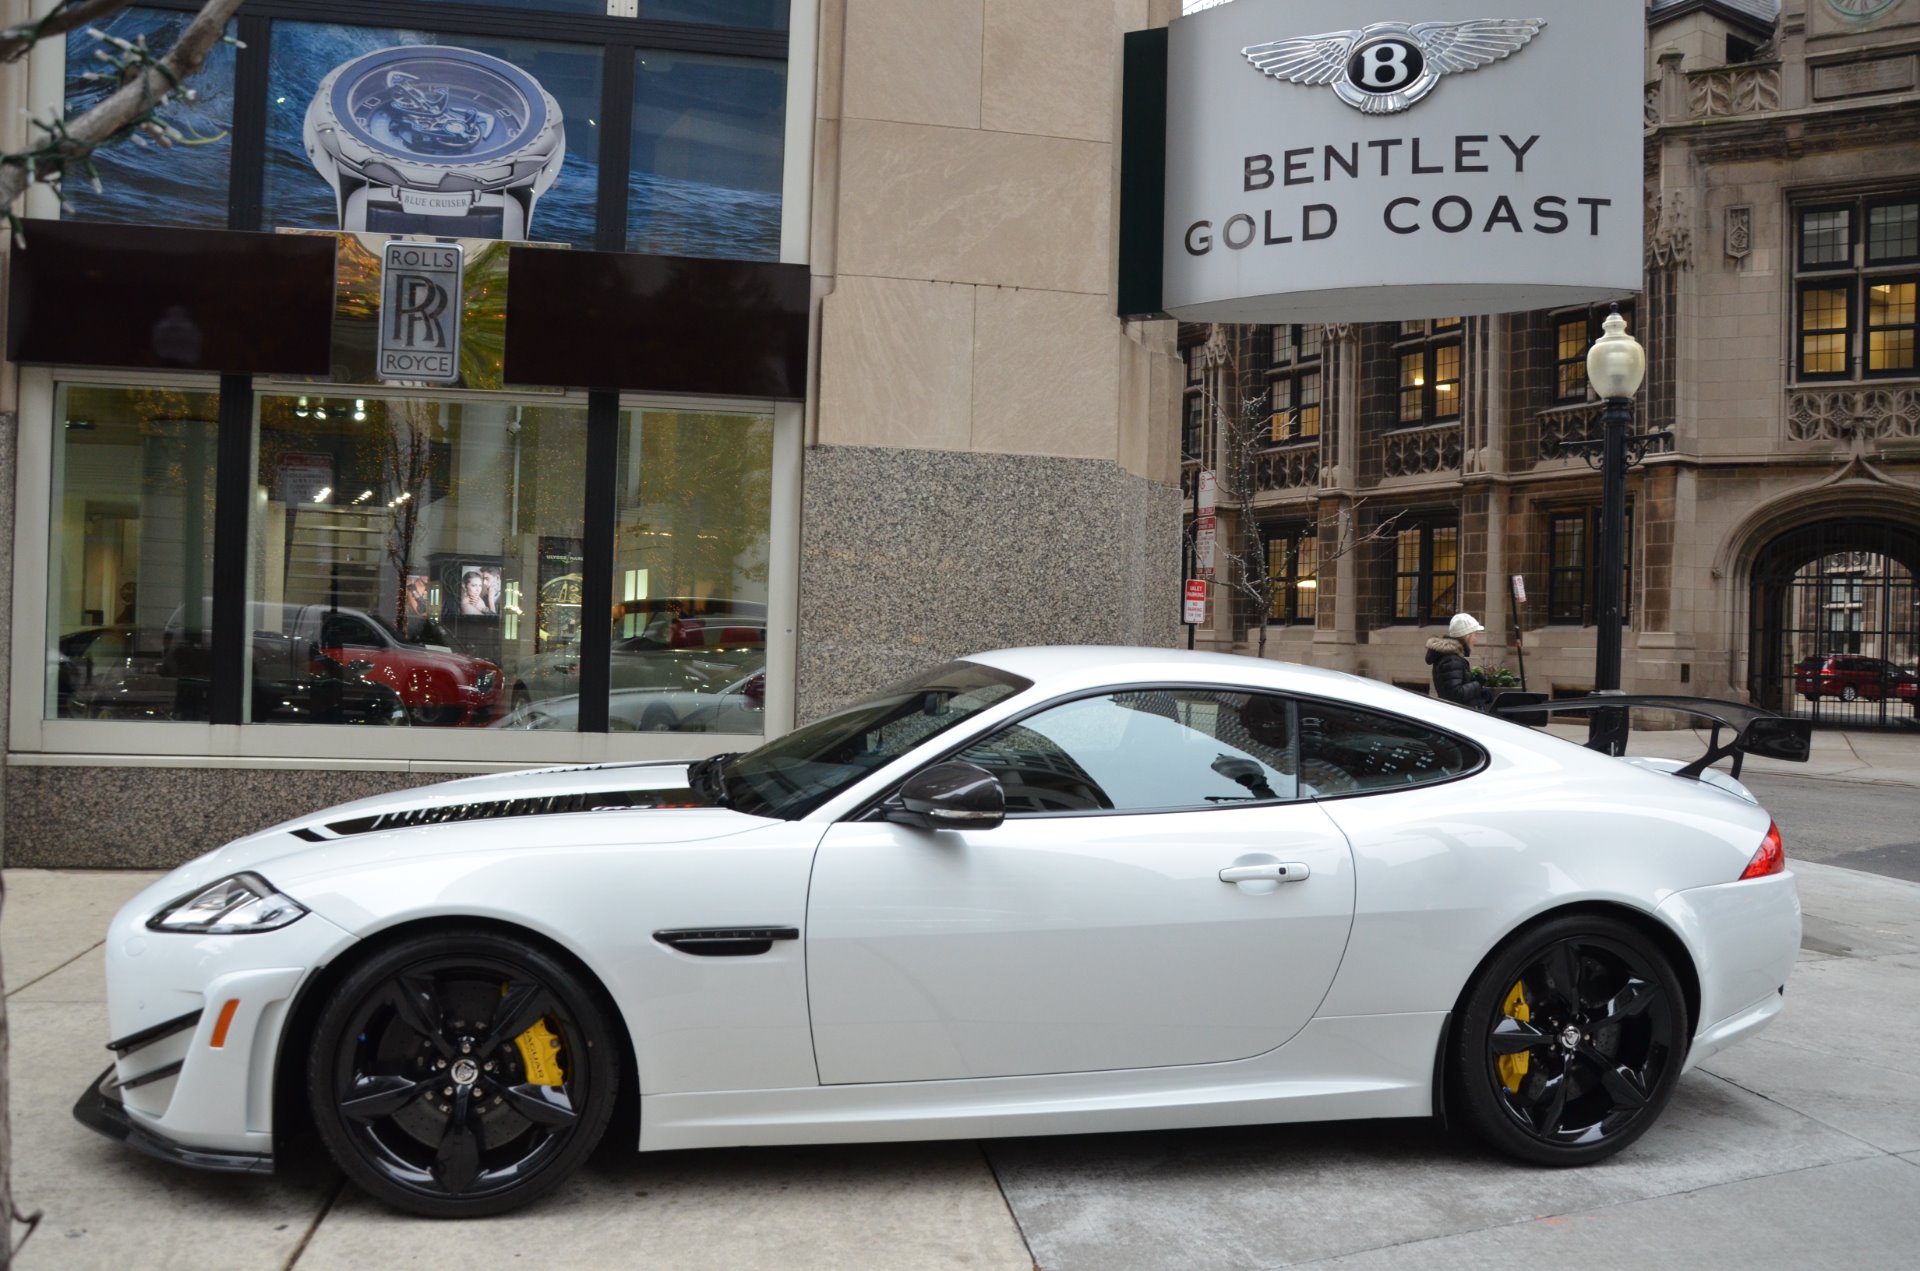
top-left (1447, 613), bottom-right (1486, 639)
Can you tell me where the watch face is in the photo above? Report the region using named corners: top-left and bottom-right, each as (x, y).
top-left (1827, 0), bottom-right (1900, 19)
top-left (330, 46), bottom-right (549, 165)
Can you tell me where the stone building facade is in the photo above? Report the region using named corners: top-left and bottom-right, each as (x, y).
top-left (0, 0), bottom-right (1185, 867)
top-left (1184, 1), bottom-right (1920, 727)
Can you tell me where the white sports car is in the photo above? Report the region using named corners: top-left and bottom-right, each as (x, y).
top-left (76, 648), bottom-right (1808, 1217)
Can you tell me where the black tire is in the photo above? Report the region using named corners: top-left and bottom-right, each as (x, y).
top-left (1451, 913), bottom-right (1686, 1167)
top-left (510, 686), bottom-right (532, 714)
top-left (307, 928), bottom-right (619, 1217)
top-left (1841, 684), bottom-right (1859, 703)
top-left (640, 705), bottom-right (679, 732)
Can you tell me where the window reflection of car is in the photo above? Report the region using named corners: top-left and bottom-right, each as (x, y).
top-left (510, 603), bottom-right (767, 709)
top-left (55, 626), bottom-right (146, 716)
top-left (492, 663), bottom-right (766, 733)
top-left (1793, 654), bottom-right (1919, 705)
top-left (266, 603), bottom-right (501, 727)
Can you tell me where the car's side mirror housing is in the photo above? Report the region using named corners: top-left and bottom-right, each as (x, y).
top-left (886, 761), bottom-right (1005, 832)
top-left (1741, 716), bottom-right (1813, 763)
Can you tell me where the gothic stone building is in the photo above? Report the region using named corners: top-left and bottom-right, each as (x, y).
top-left (1182, 1), bottom-right (1920, 727)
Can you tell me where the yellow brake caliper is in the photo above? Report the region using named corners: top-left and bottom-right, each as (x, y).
top-left (502, 984), bottom-right (567, 1087)
top-left (1498, 980), bottom-right (1531, 1093)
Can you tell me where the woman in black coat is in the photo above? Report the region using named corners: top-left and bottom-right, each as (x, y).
top-left (1427, 613), bottom-right (1494, 709)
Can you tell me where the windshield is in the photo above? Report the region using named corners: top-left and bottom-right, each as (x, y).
top-left (725, 660), bottom-right (1030, 819)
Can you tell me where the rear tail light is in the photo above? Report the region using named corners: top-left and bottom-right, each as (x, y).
top-left (1740, 822), bottom-right (1785, 880)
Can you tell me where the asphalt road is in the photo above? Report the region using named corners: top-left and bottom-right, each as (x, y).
top-left (1744, 770), bottom-right (1920, 881)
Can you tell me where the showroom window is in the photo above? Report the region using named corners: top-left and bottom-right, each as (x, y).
top-left (957, 689), bottom-right (1300, 815)
top-left (59, 0), bottom-right (790, 262)
top-left (1546, 507), bottom-right (1632, 626)
top-left (47, 384), bottom-right (221, 722)
top-left (1392, 520), bottom-right (1458, 624)
top-left (38, 380), bottom-right (786, 744)
top-left (605, 408), bottom-right (774, 733)
top-left (1794, 195), bottom-right (1920, 381)
top-left (250, 392), bottom-right (587, 729)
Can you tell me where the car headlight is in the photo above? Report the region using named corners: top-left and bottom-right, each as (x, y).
top-left (474, 670), bottom-right (499, 693)
top-left (146, 872), bottom-right (308, 934)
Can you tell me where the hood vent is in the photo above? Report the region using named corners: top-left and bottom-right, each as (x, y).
top-left (323, 788), bottom-right (704, 837)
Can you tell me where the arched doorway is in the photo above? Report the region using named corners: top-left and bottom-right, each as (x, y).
top-left (1750, 519), bottom-right (1920, 727)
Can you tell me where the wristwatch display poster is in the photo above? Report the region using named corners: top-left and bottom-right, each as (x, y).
top-left (304, 45), bottom-right (566, 242)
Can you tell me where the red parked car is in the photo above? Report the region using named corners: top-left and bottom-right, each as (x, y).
top-left (1794, 654), bottom-right (1920, 704)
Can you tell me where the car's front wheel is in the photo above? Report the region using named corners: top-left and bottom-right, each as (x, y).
top-left (307, 929), bottom-right (619, 1217)
top-left (1452, 914), bottom-right (1686, 1167)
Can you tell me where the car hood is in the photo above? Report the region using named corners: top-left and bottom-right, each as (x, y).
top-left (175, 759), bottom-right (763, 890)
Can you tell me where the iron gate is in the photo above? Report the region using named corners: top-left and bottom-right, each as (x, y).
top-left (1750, 520), bottom-right (1920, 729)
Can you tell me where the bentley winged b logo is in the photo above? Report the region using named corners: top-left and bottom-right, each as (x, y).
top-left (1242, 19), bottom-right (1546, 115)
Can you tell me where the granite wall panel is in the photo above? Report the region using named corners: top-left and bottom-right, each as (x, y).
top-left (4, 765), bottom-right (443, 869)
top-left (796, 445), bottom-right (1182, 719)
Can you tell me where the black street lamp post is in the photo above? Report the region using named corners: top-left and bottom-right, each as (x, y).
top-left (1558, 306), bottom-right (1663, 753)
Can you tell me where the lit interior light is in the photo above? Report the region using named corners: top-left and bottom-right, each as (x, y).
top-left (312, 486), bottom-right (332, 504)
top-left (353, 398), bottom-right (367, 421)
top-left (295, 396), bottom-right (310, 418)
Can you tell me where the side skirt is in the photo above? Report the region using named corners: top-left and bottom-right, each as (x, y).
top-left (637, 1013), bottom-right (1445, 1152)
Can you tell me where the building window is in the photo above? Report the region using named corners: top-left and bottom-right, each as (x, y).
top-left (1183, 394), bottom-right (1205, 461)
top-left (1546, 507), bottom-right (1633, 626)
top-left (1392, 520), bottom-right (1458, 624)
top-left (1264, 524), bottom-right (1319, 624)
top-left (1795, 195), bottom-right (1920, 381)
top-left (48, 385), bottom-right (221, 722)
top-left (1267, 326), bottom-right (1323, 442)
top-left (1553, 305), bottom-right (1637, 401)
top-left (251, 392), bottom-right (589, 728)
top-left (1392, 319), bottom-right (1464, 425)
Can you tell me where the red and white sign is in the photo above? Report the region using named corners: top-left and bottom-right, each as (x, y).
top-left (1195, 514), bottom-right (1217, 579)
top-left (1197, 469), bottom-right (1217, 515)
top-left (1184, 579), bottom-right (1208, 625)
top-left (1511, 574), bottom-right (1528, 604)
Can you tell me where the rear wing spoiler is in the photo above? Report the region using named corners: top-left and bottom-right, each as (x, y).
top-left (1490, 693), bottom-right (1812, 780)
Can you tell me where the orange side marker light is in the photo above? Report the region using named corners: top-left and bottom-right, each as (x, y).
top-left (209, 998), bottom-right (241, 1048)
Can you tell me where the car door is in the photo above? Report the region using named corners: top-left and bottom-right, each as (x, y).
top-left (805, 687), bottom-right (1357, 1085)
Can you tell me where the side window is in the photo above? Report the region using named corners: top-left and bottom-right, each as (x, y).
top-left (957, 689), bottom-right (1298, 815)
top-left (1297, 700), bottom-right (1481, 795)
top-left (321, 615), bottom-right (378, 649)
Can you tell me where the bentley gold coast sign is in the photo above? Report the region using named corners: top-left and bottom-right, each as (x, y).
top-left (1135, 0), bottom-right (1641, 323)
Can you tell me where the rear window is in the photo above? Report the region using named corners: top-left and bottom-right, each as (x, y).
top-left (1297, 700), bottom-right (1484, 796)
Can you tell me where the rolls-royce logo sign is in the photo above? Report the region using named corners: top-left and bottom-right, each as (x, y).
top-left (379, 240), bottom-right (464, 384)
top-left (1243, 18), bottom-right (1545, 115)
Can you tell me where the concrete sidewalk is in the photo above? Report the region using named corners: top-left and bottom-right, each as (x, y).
top-left (9, 859), bottom-right (1920, 1270)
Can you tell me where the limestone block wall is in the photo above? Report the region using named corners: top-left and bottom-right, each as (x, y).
top-left (799, 1), bottom-right (1184, 711)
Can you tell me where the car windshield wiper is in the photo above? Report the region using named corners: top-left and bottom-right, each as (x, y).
top-left (687, 752), bottom-right (740, 808)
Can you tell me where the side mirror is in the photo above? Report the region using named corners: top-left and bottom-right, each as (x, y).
top-left (342, 659), bottom-right (375, 678)
top-left (887, 760), bottom-right (1005, 832)
top-left (743, 673), bottom-right (766, 709)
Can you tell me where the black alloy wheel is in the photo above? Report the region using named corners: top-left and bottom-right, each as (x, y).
top-left (1453, 914), bottom-right (1686, 1166)
top-left (308, 929), bottom-right (618, 1217)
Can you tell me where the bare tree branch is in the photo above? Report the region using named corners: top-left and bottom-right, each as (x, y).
top-left (0, 0), bottom-right (137, 65)
top-left (0, 0), bottom-right (246, 213)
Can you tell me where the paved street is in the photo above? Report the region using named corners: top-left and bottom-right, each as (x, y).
top-left (8, 758), bottom-right (1920, 1270)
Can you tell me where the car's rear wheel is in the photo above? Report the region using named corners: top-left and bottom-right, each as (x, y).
top-left (1452, 914), bottom-right (1686, 1167)
top-left (1841, 684), bottom-right (1860, 702)
top-left (307, 929), bottom-right (618, 1217)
